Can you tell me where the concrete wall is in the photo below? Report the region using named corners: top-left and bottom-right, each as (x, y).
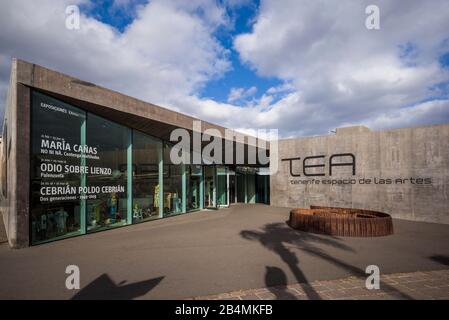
top-left (271, 124), bottom-right (449, 224)
top-left (0, 59), bottom-right (31, 248)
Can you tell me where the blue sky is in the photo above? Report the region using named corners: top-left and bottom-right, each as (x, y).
top-left (80, 0), bottom-right (147, 32)
top-left (202, 0), bottom-right (283, 104)
top-left (81, 0), bottom-right (283, 105)
top-left (80, 0), bottom-right (449, 113)
top-left (1, 0), bottom-right (449, 137)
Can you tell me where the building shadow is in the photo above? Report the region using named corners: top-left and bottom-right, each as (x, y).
top-left (242, 222), bottom-right (353, 300)
top-left (429, 255), bottom-right (449, 266)
top-left (298, 246), bottom-right (412, 299)
top-left (71, 273), bottom-right (164, 300)
top-left (241, 222), bottom-right (413, 300)
top-left (265, 266), bottom-right (297, 300)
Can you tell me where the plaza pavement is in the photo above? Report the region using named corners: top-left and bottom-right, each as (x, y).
top-left (194, 269), bottom-right (449, 300)
top-left (0, 204), bottom-right (448, 299)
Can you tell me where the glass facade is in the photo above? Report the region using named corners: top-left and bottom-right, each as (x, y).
top-left (186, 165), bottom-right (202, 211)
top-left (255, 174), bottom-right (270, 204)
top-left (236, 173), bottom-right (245, 203)
top-left (246, 174), bottom-right (256, 204)
top-left (217, 166), bottom-right (228, 206)
top-left (132, 130), bottom-right (161, 223)
top-left (30, 92), bottom-right (85, 244)
top-left (86, 113), bottom-right (130, 232)
top-left (29, 90), bottom-right (269, 245)
top-left (163, 143), bottom-right (183, 216)
top-left (204, 166), bottom-right (216, 209)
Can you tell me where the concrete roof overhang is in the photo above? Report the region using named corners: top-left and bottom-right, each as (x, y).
top-left (13, 59), bottom-right (270, 166)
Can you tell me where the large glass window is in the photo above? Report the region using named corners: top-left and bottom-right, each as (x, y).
top-left (256, 174), bottom-right (269, 204)
top-left (163, 143), bottom-right (183, 216)
top-left (187, 165), bottom-right (202, 211)
top-left (246, 173), bottom-right (256, 203)
top-left (236, 173), bottom-right (245, 203)
top-left (132, 130), bottom-right (161, 222)
top-left (229, 173), bottom-right (236, 204)
top-left (31, 91), bottom-right (258, 244)
top-left (217, 166), bottom-right (228, 206)
top-left (30, 91), bottom-right (85, 244)
top-left (204, 166), bottom-right (216, 208)
top-left (86, 113), bottom-right (130, 233)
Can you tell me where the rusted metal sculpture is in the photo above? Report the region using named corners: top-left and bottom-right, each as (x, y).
top-left (289, 205), bottom-right (393, 237)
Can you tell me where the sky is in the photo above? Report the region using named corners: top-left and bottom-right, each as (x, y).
top-left (0, 0), bottom-right (448, 138)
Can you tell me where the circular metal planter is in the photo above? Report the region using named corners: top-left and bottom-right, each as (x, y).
top-left (289, 206), bottom-right (394, 237)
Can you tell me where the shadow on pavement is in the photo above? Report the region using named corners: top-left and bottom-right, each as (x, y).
top-left (71, 274), bottom-right (164, 300)
top-left (265, 266), bottom-right (297, 300)
top-left (241, 222), bottom-right (413, 300)
top-left (429, 255), bottom-right (449, 266)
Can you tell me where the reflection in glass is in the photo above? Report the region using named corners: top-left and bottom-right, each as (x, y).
top-left (229, 173), bottom-right (236, 204)
top-left (86, 113), bottom-right (129, 232)
top-left (216, 166), bottom-right (228, 206)
top-left (255, 174), bottom-right (269, 204)
top-left (132, 130), bottom-right (161, 223)
top-left (30, 91), bottom-right (85, 244)
top-left (29, 93), bottom-right (263, 244)
top-left (246, 173), bottom-right (256, 203)
top-left (163, 144), bottom-right (183, 216)
top-left (204, 166), bottom-right (216, 208)
top-left (236, 173), bottom-right (245, 203)
top-left (187, 165), bottom-right (201, 211)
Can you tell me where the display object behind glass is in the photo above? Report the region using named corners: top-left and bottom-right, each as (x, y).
top-left (163, 144), bottom-right (183, 216)
top-left (216, 166), bottom-right (228, 206)
top-left (132, 130), bottom-right (161, 222)
top-left (187, 165), bottom-right (202, 211)
top-left (86, 113), bottom-right (129, 232)
top-left (30, 91), bottom-right (85, 244)
top-left (204, 166), bottom-right (216, 208)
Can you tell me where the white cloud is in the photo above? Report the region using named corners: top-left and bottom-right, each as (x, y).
top-left (0, 0), bottom-right (448, 138)
top-left (266, 82), bottom-right (294, 95)
top-left (363, 99), bottom-right (449, 130)
top-left (227, 86), bottom-right (257, 103)
top-left (0, 0), bottom-right (230, 119)
top-left (234, 0), bottom-right (449, 136)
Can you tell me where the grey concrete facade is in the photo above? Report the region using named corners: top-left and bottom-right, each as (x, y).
top-left (271, 125), bottom-right (449, 224)
top-left (0, 61), bottom-right (31, 248)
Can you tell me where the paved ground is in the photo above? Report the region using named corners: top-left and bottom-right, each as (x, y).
top-left (0, 204), bottom-right (448, 299)
top-left (194, 269), bottom-right (449, 300)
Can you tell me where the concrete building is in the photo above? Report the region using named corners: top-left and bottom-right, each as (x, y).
top-left (271, 125), bottom-right (449, 224)
top-left (1, 59), bottom-right (448, 248)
